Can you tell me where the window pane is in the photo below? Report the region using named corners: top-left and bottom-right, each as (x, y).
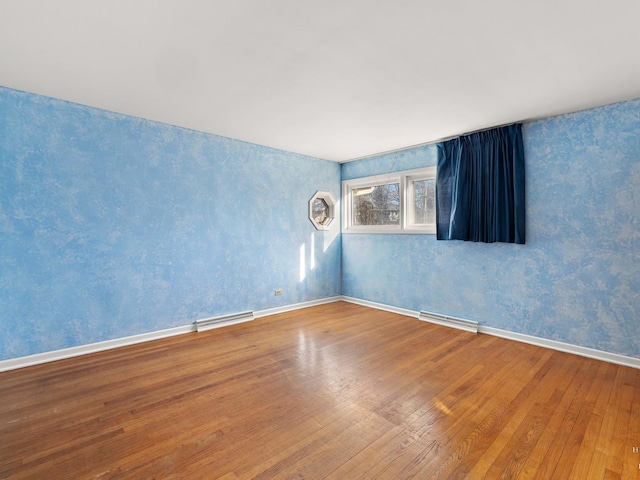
top-left (412, 179), bottom-right (436, 224)
top-left (312, 198), bottom-right (330, 226)
top-left (352, 183), bottom-right (400, 226)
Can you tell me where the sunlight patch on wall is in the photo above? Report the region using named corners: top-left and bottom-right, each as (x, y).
top-left (310, 234), bottom-right (316, 271)
top-left (299, 243), bottom-right (306, 282)
top-left (324, 199), bottom-right (340, 253)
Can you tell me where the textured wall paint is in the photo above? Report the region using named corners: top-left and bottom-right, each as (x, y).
top-left (342, 99), bottom-right (640, 358)
top-left (2, 86), bottom-right (639, 363)
top-left (0, 87), bottom-right (341, 360)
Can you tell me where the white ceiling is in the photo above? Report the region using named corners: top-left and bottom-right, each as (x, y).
top-left (2, 1), bottom-right (639, 162)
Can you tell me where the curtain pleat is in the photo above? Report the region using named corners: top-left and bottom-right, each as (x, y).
top-left (436, 124), bottom-right (525, 244)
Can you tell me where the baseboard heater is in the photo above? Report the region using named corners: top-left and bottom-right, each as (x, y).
top-left (418, 310), bottom-right (479, 334)
top-left (194, 311), bottom-right (254, 332)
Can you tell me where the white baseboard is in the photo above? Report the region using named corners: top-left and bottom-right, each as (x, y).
top-left (0, 325), bottom-right (195, 373)
top-left (254, 296), bottom-right (343, 318)
top-left (3, 296), bottom-right (638, 372)
top-left (0, 296), bottom-right (344, 372)
top-left (340, 296), bottom-right (417, 318)
top-left (479, 325), bottom-right (640, 370)
top-left (340, 296), bottom-right (640, 370)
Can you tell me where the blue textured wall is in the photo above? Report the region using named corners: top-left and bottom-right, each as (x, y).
top-left (0, 87), bottom-right (341, 360)
top-left (342, 98), bottom-right (640, 358)
top-left (2, 86), bottom-right (639, 363)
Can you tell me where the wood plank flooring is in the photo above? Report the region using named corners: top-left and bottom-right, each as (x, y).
top-left (1, 301), bottom-right (639, 479)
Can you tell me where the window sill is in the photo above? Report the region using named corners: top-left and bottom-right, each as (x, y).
top-left (342, 227), bottom-right (436, 235)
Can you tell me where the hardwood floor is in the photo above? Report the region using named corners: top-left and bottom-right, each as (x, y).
top-left (1, 301), bottom-right (639, 479)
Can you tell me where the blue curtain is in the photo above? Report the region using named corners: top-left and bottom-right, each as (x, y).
top-left (436, 124), bottom-right (525, 244)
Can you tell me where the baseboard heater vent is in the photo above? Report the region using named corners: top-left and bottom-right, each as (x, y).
top-left (194, 311), bottom-right (254, 332)
top-left (418, 310), bottom-right (479, 334)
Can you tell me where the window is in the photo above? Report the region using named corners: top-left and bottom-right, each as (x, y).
top-left (352, 183), bottom-right (400, 226)
top-left (309, 191), bottom-right (336, 230)
top-left (342, 166), bottom-right (436, 234)
top-left (406, 173), bottom-right (436, 227)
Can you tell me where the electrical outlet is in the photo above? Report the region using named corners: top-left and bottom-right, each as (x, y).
top-left (274, 289), bottom-right (283, 296)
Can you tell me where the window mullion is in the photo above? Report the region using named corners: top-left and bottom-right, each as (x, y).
top-left (400, 174), bottom-right (408, 231)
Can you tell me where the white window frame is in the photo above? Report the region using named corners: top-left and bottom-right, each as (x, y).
top-left (342, 166), bottom-right (436, 234)
top-left (405, 168), bottom-right (437, 232)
